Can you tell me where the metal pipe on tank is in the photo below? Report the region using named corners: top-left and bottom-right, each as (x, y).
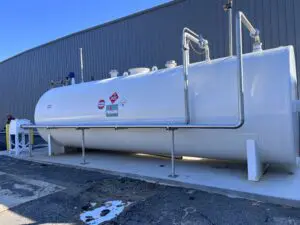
top-left (223, 0), bottom-right (233, 56)
top-left (238, 12), bottom-right (262, 52)
top-left (239, 12), bottom-right (256, 34)
top-left (182, 27), bottom-right (241, 129)
top-left (182, 28), bottom-right (194, 124)
top-left (235, 11), bottom-right (262, 127)
top-left (80, 48), bottom-right (84, 83)
top-left (228, 0), bottom-right (233, 56)
top-left (182, 28), bottom-right (210, 124)
top-left (236, 12), bottom-right (245, 126)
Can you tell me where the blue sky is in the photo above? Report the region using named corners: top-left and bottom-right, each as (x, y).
top-left (0, 0), bottom-right (170, 61)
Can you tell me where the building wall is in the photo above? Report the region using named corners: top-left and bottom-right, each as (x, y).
top-left (0, 0), bottom-right (299, 127)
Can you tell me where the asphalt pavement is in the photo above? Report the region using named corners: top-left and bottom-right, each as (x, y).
top-left (0, 156), bottom-right (299, 225)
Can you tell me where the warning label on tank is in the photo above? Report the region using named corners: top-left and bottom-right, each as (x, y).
top-left (109, 92), bottom-right (119, 104)
top-left (106, 104), bottom-right (118, 117)
top-left (98, 99), bottom-right (105, 110)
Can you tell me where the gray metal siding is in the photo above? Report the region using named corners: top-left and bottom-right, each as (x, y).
top-left (0, 0), bottom-right (299, 127)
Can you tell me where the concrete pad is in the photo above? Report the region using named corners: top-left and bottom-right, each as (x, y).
top-left (0, 170), bottom-right (64, 212)
top-left (2, 148), bottom-right (300, 207)
top-left (0, 210), bottom-right (36, 225)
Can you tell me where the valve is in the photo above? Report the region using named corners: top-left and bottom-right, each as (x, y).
top-left (250, 29), bottom-right (262, 52)
top-left (223, 0), bottom-right (233, 11)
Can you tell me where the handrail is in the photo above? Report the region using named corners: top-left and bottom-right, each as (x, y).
top-left (22, 123), bottom-right (243, 129)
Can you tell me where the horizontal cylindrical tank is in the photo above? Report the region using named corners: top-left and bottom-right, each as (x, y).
top-left (35, 46), bottom-right (299, 166)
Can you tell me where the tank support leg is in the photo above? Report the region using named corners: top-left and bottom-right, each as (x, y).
top-left (80, 129), bottom-right (88, 165)
top-left (168, 128), bottom-right (178, 178)
top-left (247, 139), bottom-right (262, 181)
top-left (29, 129), bottom-right (33, 157)
top-left (47, 132), bottom-right (65, 156)
top-left (48, 133), bottom-right (52, 156)
top-left (15, 133), bottom-right (20, 155)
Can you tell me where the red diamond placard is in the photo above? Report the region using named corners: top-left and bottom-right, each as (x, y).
top-left (109, 92), bottom-right (119, 104)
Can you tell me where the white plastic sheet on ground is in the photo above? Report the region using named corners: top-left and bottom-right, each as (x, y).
top-left (80, 200), bottom-right (129, 225)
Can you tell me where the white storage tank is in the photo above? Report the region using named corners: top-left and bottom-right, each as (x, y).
top-left (35, 46), bottom-right (299, 166)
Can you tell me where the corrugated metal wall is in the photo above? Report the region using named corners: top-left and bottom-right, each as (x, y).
top-left (0, 0), bottom-right (299, 127)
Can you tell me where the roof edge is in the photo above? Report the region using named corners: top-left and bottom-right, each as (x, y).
top-left (0, 0), bottom-right (186, 64)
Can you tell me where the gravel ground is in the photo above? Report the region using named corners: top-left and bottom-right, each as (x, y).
top-left (0, 156), bottom-right (299, 225)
